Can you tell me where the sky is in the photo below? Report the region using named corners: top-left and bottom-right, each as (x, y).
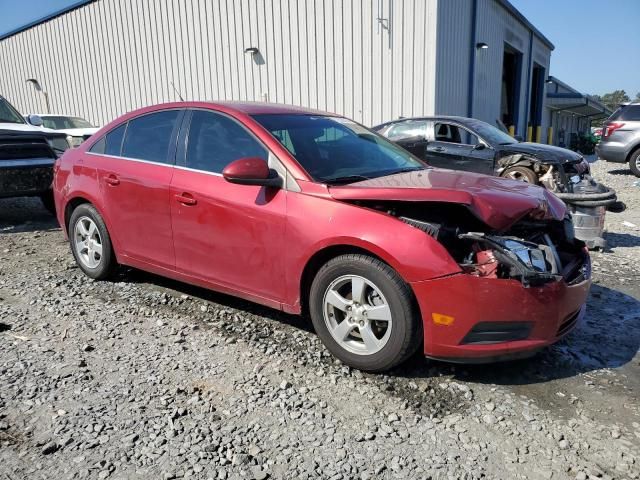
top-left (1, 0), bottom-right (638, 98)
top-left (510, 0), bottom-right (640, 97)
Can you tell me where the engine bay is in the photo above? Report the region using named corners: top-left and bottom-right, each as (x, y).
top-left (351, 200), bottom-right (589, 287)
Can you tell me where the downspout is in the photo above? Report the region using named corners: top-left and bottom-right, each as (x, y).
top-left (523, 30), bottom-right (533, 140)
top-left (466, 0), bottom-right (478, 118)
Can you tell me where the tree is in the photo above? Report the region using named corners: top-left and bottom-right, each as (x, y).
top-left (635, 92), bottom-right (640, 102)
top-left (598, 90), bottom-right (630, 111)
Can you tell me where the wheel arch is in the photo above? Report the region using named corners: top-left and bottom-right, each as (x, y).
top-left (63, 195), bottom-right (120, 260)
top-left (298, 244), bottom-right (422, 320)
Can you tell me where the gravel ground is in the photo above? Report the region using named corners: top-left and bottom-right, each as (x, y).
top-left (1, 159), bottom-right (639, 480)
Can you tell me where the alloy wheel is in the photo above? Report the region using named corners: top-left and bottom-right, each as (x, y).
top-left (322, 275), bottom-right (392, 355)
top-left (74, 216), bottom-right (103, 269)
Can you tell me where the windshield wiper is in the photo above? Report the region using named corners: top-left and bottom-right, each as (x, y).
top-left (323, 174), bottom-right (370, 185)
top-left (381, 166), bottom-right (425, 176)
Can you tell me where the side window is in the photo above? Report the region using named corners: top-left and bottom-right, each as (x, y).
top-left (434, 123), bottom-right (479, 145)
top-left (185, 110), bottom-right (267, 173)
top-left (620, 105), bottom-right (640, 121)
top-left (89, 123), bottom-right (126, 155)
top-left (460, 129), bottom-right (480, 146)
top-left (121, 110), bottom-right (181, 163)
top-left (387, 120), bottom-right (427, 141)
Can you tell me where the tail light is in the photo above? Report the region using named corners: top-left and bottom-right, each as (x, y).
top-left (603, 122), bottom-right (625, 139)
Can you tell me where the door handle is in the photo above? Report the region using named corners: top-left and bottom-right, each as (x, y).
top-left (104, 174), bottom-right (120, 186)
top-left (432, 147), bottom-right (445, 153)
top-left (175, 193), bottom-right (197, 206)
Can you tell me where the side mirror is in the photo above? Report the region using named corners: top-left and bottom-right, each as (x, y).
top-left (473, 143), bottom-right (486, 150)
top-left (27, 114), bottom-right (43, 127)
top-left (222, 157), bottom-right (282, 188)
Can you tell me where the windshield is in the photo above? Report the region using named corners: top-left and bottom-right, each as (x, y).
top-left (42, 116), bottom-right (94, 129)
top-left (0, 97), bottom-right (26, 124)
top-left (252, 114), bottom-right (426, 184)
top-left (466, 118), bottom-right (518, 145)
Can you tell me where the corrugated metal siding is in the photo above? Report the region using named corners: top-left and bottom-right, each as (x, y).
top-left (0, 0), bottom-right (438, 128)
top-left (435, 0), bottom-right (552, 141)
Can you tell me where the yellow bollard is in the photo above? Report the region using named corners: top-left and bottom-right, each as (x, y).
top-left (526, 126), bottom-right (533, 142)
top-left (508, 125), bottom-right (515, 137)
top-left (547, 127), bottom-right (553, 145)
top-left (535, 126), bottom-right (541, 143)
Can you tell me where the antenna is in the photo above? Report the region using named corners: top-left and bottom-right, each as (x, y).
top-left (170, 81), bottom-right (184, 101)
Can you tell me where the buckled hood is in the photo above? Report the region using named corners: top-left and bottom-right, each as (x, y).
top-left (329, 168), bottom-right (566, 230)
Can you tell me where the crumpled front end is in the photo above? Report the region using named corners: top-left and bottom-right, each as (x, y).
top-left (398, 206), bottom-right (591, 362)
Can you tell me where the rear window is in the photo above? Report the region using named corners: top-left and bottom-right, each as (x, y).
top-left (609, 105), bottom-right (640, 121)
top-left (89, 124), bottom-right (126, 156)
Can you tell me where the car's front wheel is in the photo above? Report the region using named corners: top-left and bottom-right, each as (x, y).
top-left (629, 149), bottom-right (640, 178)
top-left (309, 254), bottom-right (421, 372)
top-left (69, 203), bottom-right (116, 280)
top-left (501, 166), bottom-right (538, 183)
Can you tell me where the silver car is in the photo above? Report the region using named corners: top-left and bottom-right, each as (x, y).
top-left (596, 103), bottom-right (640, 177)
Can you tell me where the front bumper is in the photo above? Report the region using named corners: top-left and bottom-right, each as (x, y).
top-left (0, 158), bottom-right (54, 198)
top-left (411, 260), bottom-right (591, 362)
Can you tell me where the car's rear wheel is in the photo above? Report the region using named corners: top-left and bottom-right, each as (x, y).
top-left (69, 204), bottom-right (116, 280)
top-left (309, 254), bottom-right (421, 372)
top-left (629, 149), bottom-right (640, 178)
top-left (501, 166), bottom-right (538, 183)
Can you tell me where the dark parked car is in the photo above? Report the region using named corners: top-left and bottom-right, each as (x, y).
top-left (596, 103), bottom-right (640, 177)
top-left (374, 116), bottom-right (593, 191)
top-left (0, 95), bottom-right (70, 212)
top-left (374, 116), bottom-right (618, 249)
top-left (54, 101), bottom-right (590, 372)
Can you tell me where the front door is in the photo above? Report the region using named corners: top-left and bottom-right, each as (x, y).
top-left (92, 109), bottom-right (183, 269)
top-left (170, 109), bottom-right (287, 303)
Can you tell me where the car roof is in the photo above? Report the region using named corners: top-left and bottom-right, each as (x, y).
top-left (204, 101), bottom-right (338, 116)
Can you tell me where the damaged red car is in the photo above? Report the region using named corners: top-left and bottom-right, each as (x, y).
top-left (53, 102), bottom-right (591, 372)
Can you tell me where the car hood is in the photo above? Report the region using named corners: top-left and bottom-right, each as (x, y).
top-left (54, 127), bottom-right (99, 137)
top-left (328, 168), bottom-right (566, 230)
top-left (497, 142), bottom-right (583, 164)
top-left (0, 123), bottom-right (67, 139)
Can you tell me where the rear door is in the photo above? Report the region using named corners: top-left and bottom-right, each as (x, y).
top-left (91, 109), bottom-right (183, 269)
top-left (426, 122), bottom-right (494, 173)
top-left (384, 120), bottom-right (429, 160)
top-left (170, 109), bottom-right (287, 302)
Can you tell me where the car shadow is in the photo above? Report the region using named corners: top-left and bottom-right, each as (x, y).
top-left (119, 268), bottom-right (315, 334)
top-left (605, 231), bottom-right (640, 248)
top-left (393, 283), bottom-right (640, 386)
top-left (606, 168), bottom-right (634, 176)
top-left (0, 197), bottom-right (59, 235)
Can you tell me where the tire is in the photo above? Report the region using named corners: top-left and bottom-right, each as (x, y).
top-left (629, 149), bottom-right (640, 178)
top-left (39, 190), bottom-right (56, 215)
top-left (68, 203), bottom-right (116, 280)
top-left (309, 254), bottom-right (422, 372)
top-left (501, 166), bottom-right (538, 183)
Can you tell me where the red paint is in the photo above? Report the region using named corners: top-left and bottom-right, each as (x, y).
top-left (54, 101), bottom-right (590, 362)
top-left (222, 157), bottom-right (270, 181)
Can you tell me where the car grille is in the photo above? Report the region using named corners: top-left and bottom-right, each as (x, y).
top-left (556, 309), bottom-right (581, 337)
top-left (0, 139), bottom-right (54, 161)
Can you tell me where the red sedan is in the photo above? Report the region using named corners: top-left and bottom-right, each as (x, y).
top-left (53, 102), bottom-right (591, 371)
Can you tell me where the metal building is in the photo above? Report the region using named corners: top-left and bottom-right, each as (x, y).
top-left (1, 0), bottom-right (554, 141)
top-left (545, 76), bottom-right (612, 149)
